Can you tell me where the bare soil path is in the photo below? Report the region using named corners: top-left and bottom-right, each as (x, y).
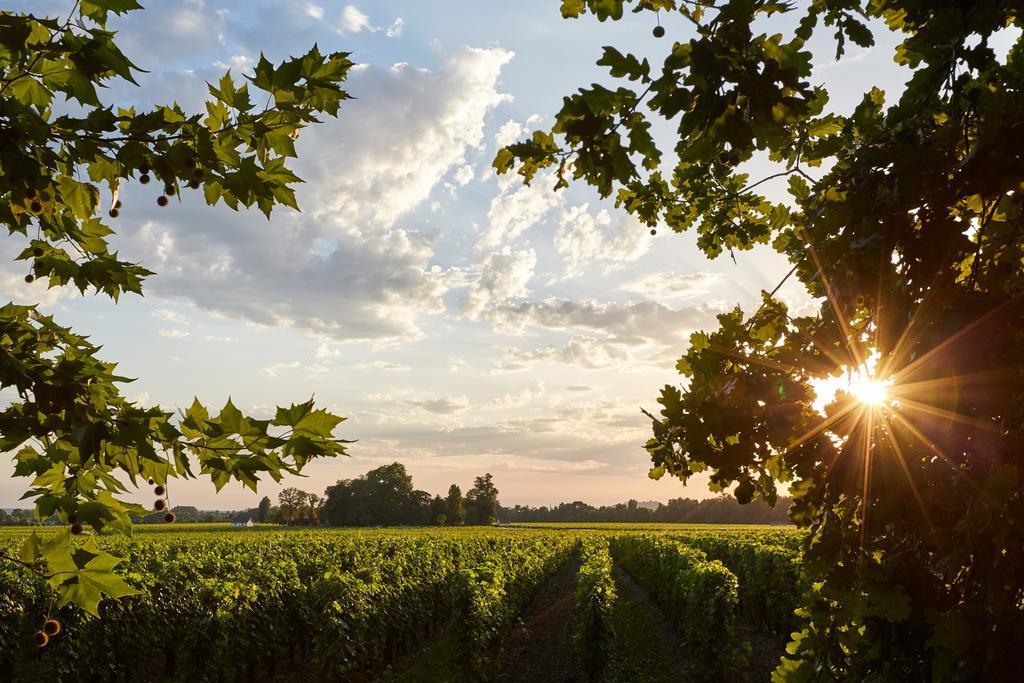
top-left (494, 554), bottom-right (582, 682)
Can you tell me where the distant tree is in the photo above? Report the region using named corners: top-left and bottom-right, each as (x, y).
top-left (256, 496), bottom-right (272, 523)
top-left (266, 506), bottom-right (285, 525)
top-left (465, 474), bottom-right (499, 525)
top-left (429, 495), bottom-right (447, 526)
top-left (278, 487), bottom-right (309, 525)
top-left (307, 493), bottom-right (323, 525)
top-left (445, 484), bottom-right (465, 526)
top-left (323, 462), bottom-right (429, 526)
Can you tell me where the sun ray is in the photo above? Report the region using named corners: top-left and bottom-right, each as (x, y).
top-left (880, 412), bottom-right (938, 538)
top-left (888, 368), bottom-right (1009, 397)
top-left (887, 409), bottom-right (991, 500)
top-left (782, 399), bottom-right (862, 456)
top-left (893, 301), bottom-right (1012, 383)
top-left (802, 231), bottom-right (864, 369)
top-left (894, 396), bottom-right (1023, 439)
top-left (860, 404), bottom-right (875, 549)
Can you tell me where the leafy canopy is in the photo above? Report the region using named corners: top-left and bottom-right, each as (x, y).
top-left (0, 1), bottom-right (353, 616)
top-left (500, 0), bottom-right (1024, 679)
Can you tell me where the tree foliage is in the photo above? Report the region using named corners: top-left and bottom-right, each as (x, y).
top-left (465, 472), bottom-right (500, 525)
top-left (500, 0), bottom-right (1024, 678)
top-left (0, 2), bottom-right (352, 617)
top-left (445, 483), bottom-right (465, 526)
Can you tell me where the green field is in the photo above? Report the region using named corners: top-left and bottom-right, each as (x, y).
top-left (1, 524), bottom-right (805, 681)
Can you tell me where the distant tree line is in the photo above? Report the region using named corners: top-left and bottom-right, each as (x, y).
top-left (2, 466), bottom-right (790, 527)
top-left (500, 495), bottom-right (793, 525)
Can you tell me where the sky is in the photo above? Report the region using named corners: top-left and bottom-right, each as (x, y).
top-left (3, 1), bottom-right (1009, 510)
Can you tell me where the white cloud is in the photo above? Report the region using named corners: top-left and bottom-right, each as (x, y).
top-left (479, 171), bottom-right (561, 249)
top-left (454, 164), bottom-right (475, 186)
top-left (485, 379), bottom-right (545, 409)
top-left (261, 361), bottom-right (301, 377)
top-left (449, 358), bottom-right (471, 372)
top-left (462, 247), bottom-right (536, 317)
top-left (152, 308), bottom-right (187, 324)
top-left (212, 54), bottom-right (254, 73)
top-left (314, 340), bottom-right (342, 359)
top-left (340, 5), bottom-right (371, 33)
top-left (308, 46), bottom-right (513, 232)
top-left (306, 3), bottom-right (324, 20)
top-left (494, 119), bottom-right (525, 148)
top-left (355, 360), bottom-right (411, 371)
top-left (618, 271), bottom-right (721, 301)
top-left (486, 298), bottom-right (718, 347)
top-left (385, 17), bottom-right (404, 38)
top-left (492, 336), bottom-right (634, 372)
top-left (158, 328), bottom-right (190, 338)
top-left (555, 203), bottom-right (652, 276)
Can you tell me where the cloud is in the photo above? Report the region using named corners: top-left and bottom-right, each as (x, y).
top-left (492, 336), bottom-right (634, 372)
top-left (565, 384), bottom-right (596, 392)
top-left (555, 203), bottom-right (652, 277)
top-left (314, 340), bottom-right (342, 359)
top-left (486, 298), bottom-right (718, 346)
top-left (261, 361), bottom-right (301, 377)
top-left (484, 380), bottom-right (545, 409)
top-left (494, 119), bottom-right (525, 148)
top-left (116, 45), bottom-right (514, 344)
top-left (448, 358), bottom-right (471, 372)
top-left (158, 328), bottom-right (190, 338)
top-left (340, 5), bottom-right (371, 33)
top-left (355, 360), bottom-right (411, 371)
top-left (479, 171), bottom-right (561, 249)
top-left (454, 164), bottom-right (475, 186)
top-left (462, 247), bottom-right (536, 317)
top-left (307, 46), bottom-right (513, 231)
top-left (305, 4), bottom-right (324, 21)
top-left (406, 395), bottom-right (471, 415)
top-left (385, 17), bottom-right (404, 38)
top-left (618, 271), bottom-right (721, 301)
top-left (152, 308), bottom-right (187, 324)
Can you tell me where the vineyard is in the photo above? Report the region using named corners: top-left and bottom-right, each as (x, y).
top-left (0, 524), bottom-right (803, 682)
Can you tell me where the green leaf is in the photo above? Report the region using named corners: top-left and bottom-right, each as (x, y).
top-left (56, 176), bottom-right (98, 220)
top-left (8, 75), bottom-right (51, 106)
top-left (18, 531), bottom-right (41, 565)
